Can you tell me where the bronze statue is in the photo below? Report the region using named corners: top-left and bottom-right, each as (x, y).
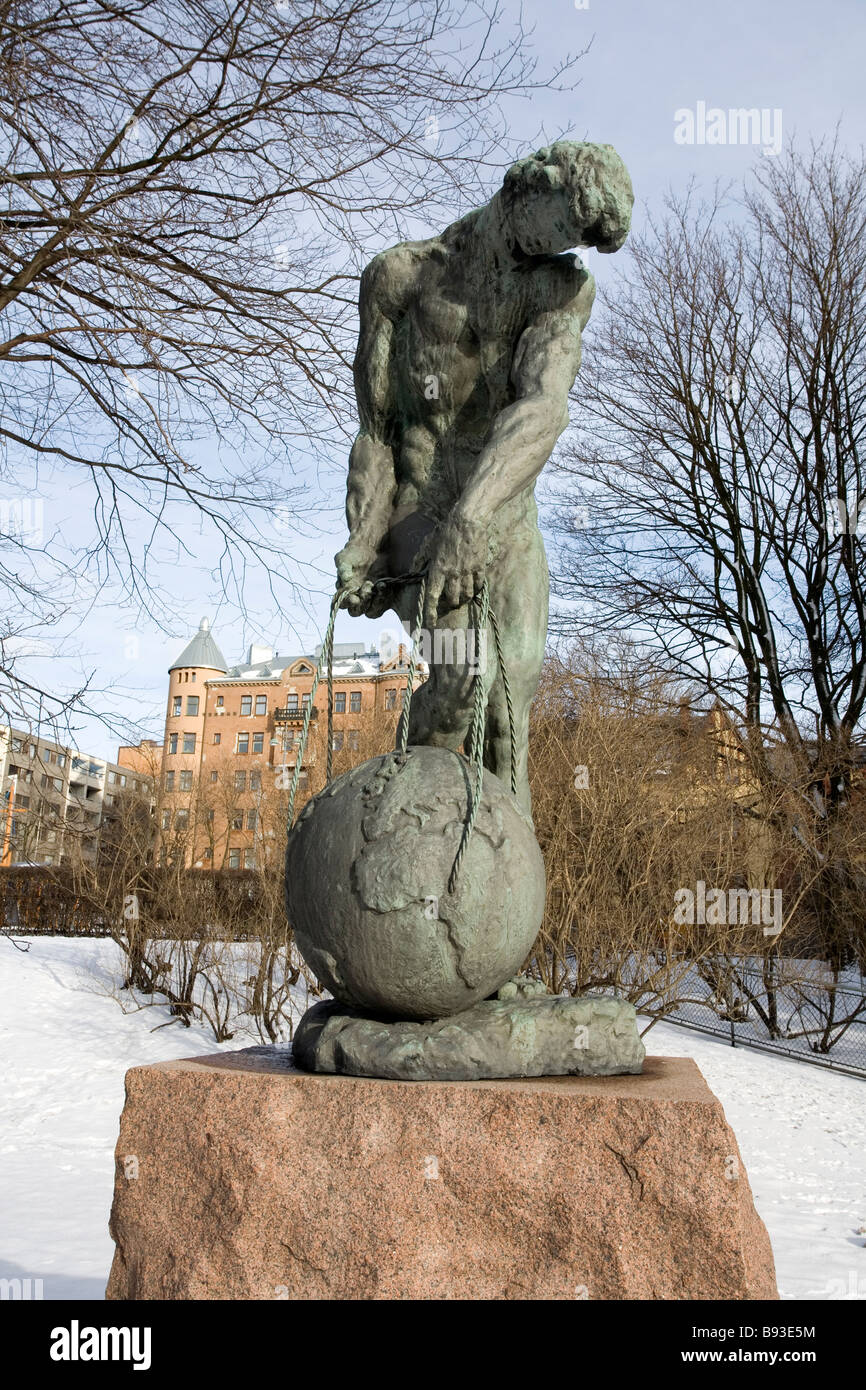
top-left (336, 141), bottom-right (634, 812)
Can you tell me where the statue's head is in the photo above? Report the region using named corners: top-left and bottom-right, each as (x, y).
top-left (501, 141), bottom-right (633, 257)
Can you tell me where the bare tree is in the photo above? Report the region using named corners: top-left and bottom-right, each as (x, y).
top-left (553, 137), bottom-right (866, 781)
top-left (0, 0), bottom-right (578, 718)
top-left (526, 643), bottom-right (865, 1051)
top-left (549, 137), bottom-right (866, 961)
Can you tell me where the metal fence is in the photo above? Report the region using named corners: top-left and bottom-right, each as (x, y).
top-left (645, 957), bottom-right (866, 1078)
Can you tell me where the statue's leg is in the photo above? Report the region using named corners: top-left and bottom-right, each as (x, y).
top-left (393, 587), bottom-right (476, 753)
top-left (389, 518), bottom-right (546, 813)
top-left (482, 522), bottom-right (548, 816)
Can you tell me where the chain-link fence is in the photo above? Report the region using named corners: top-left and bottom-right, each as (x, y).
top-left (642, 955), bottom-right (866, 1078)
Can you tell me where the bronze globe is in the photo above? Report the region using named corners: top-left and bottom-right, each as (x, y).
top-left (285, 745), bottom-right (546, 1021)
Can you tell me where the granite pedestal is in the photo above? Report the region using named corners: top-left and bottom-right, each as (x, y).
top-left (106, 1050), bottom-right (777, 1300)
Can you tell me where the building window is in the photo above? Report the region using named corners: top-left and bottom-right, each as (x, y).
top-left (203, 847), bottom-right (213, 861)
top-left (11, 738), bottom-right (21, 752)
top-left (186, 696), bottom-right (199, 716)
top-left (161, 809), bottom-right (171, 830)
top-left (57, 753), bottom-right (66, 769)
top-left (118, 774), bottom-right (127, 787)
top-left (332, 731), bottom-right (344, 752)
top-left (182, 733), bottom-right (196, 754)
top-left (255, 695), bottom-right (267, 716)
top-left (191, 672), bottom-right (196, 682)
top-left (175, 808), bottom-right (189, 830)
top-left (168, 734), bottom-right (178, 755)
top-left (165, 770), bottom-right (175, 791)
top-left (286, 693), bottom-right (299, 710)
top-left (210, 771), bottom-right (218, 782)
top-left (231, 811), bottom-right (243, 830)
top-left (216, 695), bottom-right (224, 708)
top-left (213, 732), bottom-right (221, 745)
top-left (41, 773), bottom-right (50, 789)
top-left (236, 732), bottom-right (249, 754)
top-left (348, 729), bottom-right (360, 751)
top-left (228, 849), bottom-right (241, 869)
top-left (172, 696), bottom-right (181, 716)
top-left (107, 770), bottom-right (116, 784)
top-left (385, 688), bottom-right (397, 710)
top-left (250, 770), bottom-right (261, 791)
top-left (297, 770), bottom-right (309, 789)
top-left (302, 693), bottom-right (311, 708)
top-left (235, 771), bottom-right (246, 791)
top-left (207, 809), bottom-right (215, 823)
top-left (240, 695), bottom-right (252, 716)
top-left (334, 692), bottom-right (346, 713)
top-left (252, 732), bottom-right (264, 754)
top-left (179, 770), bottom-right (193, 792)
top-left (246, 809), bottom-right (257, 831)
top-left (244, 848), bottom-right (255, 869)
top-left (350, 691), bottom-right (362, 712)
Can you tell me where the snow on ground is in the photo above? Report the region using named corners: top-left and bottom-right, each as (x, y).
top-left (1, 935), bottom-right (863, 1300)
top-left (0, 935), bottom-right (237, 1299)
top-left (641, 1020), bottom-right (866, 1300)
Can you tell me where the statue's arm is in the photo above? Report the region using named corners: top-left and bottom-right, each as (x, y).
top-left (422, 285), bottom-right (591, 622)
top-left (336, 258), bottom-right (399, 609)
top-left (459, 296), bottom-right (589, 523)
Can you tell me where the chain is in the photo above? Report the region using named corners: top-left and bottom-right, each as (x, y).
top-left (286, 588), bottom-right (346, 829)
top-left (448, 579), bottom-right (491, 893)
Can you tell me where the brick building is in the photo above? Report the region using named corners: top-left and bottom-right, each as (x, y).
top-left (159, 618), bottom-right (417, 869)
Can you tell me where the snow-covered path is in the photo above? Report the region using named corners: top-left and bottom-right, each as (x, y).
top-left (1, 936), bottom-right (863, 1299)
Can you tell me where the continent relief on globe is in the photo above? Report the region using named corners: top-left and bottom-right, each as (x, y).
top-left (284, 746), bottom-right (546, 1021)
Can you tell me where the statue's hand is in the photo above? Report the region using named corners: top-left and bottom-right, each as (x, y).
top-left (420, 511), bottom-right (489, 624)
top-left (335, 539), bottom-right (389, 618)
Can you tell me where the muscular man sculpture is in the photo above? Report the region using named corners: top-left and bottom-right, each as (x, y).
top-left (336, 141), bottom-right (633, 812)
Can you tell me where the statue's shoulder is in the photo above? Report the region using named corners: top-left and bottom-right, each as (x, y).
top-left (360, 237), bottom-right (439, 318)
top-left (527, 252), bottom-right (596, 328)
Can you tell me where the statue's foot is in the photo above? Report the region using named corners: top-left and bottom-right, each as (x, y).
top-left (492, 974), bottom-right (548, 1001)
top-left (292, 993), bottom-right (645, 1082)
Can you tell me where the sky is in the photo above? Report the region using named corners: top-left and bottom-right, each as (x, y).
top-left (7, 0), bottom-right (865, 759)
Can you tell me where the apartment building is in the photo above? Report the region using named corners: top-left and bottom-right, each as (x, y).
top-left (0, 727), bottom-right (156, 866)
top-left (159, 618), bottom-right (418, 869)
top-left (117, 739), bottom-right (163, 782)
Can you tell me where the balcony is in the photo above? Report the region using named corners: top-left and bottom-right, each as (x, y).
top-left (71, 757), bottom-right (104, 781)
top-left (273, 707), bottom-right (317, 724)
